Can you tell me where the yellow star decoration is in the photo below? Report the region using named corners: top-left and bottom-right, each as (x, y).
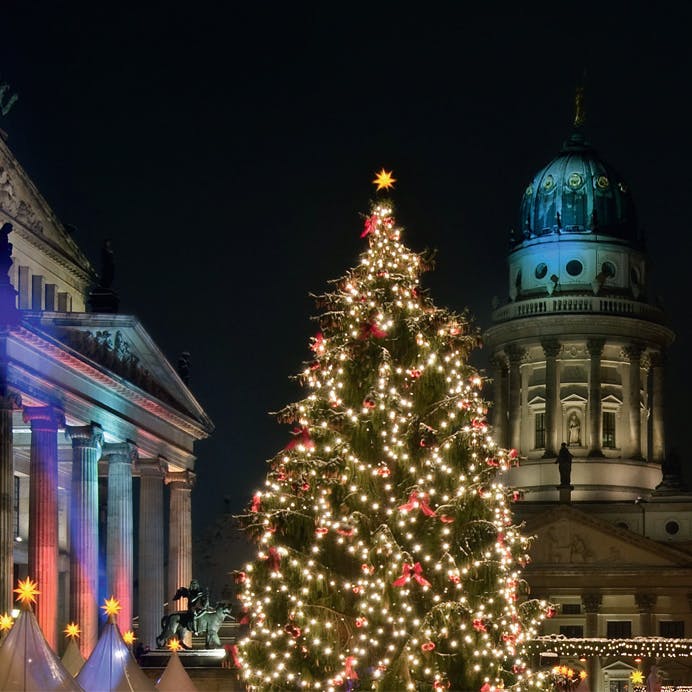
top-left (167, 638), bottom-right (182, 652)
top-left (101, 596), bottom-right (122, 618)
top-left (14, 577), bottom-right (39, 606)
top-left (372, 168), bottom-right (396, 191)
top-left (123, 630), bottom-right (136, 645)
top-left (64, 622), bottom-right (81, 639)
top-left (0, 613), bottom-right (13, 632)
top-left (630, 670), bottom-right (644, 685)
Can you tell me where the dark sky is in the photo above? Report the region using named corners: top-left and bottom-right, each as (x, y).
top-left (0, 3), bottom-right (690, 540)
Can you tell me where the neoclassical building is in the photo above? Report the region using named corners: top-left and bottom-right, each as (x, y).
top-left (0, 133), bottom-right (213, 656)
top-left (485, 123), bottom-right (692, 688)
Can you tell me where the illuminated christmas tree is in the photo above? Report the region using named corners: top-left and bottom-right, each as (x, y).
top-left (237, 172), bottom-right (549, 691)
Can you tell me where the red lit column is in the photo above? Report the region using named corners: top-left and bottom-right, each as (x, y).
top-left (103, 442), bottom-right (136, 633)
top-left (166, 471), bottom-right (194, 614)
top-left (66, 424), bottom-right (102, 656)
top-left (0, 391), bottom-right (20, 614)
top-left (137, 458), bottom-right (164, 649)
top-left (24, 405), bottom-right (64, 649)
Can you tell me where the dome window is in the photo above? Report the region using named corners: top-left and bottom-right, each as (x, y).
top-left (601, 261), bottom-right (616, 278)
top-left (595, 175), bottom-right (610, 190)
top-left (542, 175), bottom-right (555, 192)
top-left (567, 172), bottom-right (584, 190)
top-left (631, 267), bottom-right (640, 285)
top-left (535, 263), bottom-right (548, 279)
top-left (566, 260), bottom-right (583, 277)
top-left (666, 521), bottom-right (680, 535)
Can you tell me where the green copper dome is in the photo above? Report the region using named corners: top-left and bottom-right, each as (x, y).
top-left (514, 132), bottom-right (638, 248)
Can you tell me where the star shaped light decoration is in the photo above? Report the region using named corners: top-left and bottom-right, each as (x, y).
top-left (64, 622), bottom-right (81, 639)
top-left (630, 670), bottom-right (644, 685)
top-left (372, 168), bottom-right (396, 191)
top-left (167, 638), bottom-right (182, 652)
top-left (101, 596), bottom-right (122, 618)
top-left (0, 612), bottom-right (13, 632)
top-left (14, 577), bottom-right (39, 606)
top-left (123, 630), bottom-right (136, 645)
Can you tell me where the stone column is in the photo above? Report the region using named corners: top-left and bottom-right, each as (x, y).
top-left (24, 405), bottom-right (64, 649)
top-left (137, 458), bottom-right (165, 650)
top-left (650, 351), bottom-right (666, 465)
top-left (103, 442), bottom-right (137, 634)
top-left (490, 354), bottom-right (508, 448)
top-left (635, 592), bottom-right (657, 637)
top-left (541, 339), bottom-right (561, 458)
top-left (66, 424), bottom-right (102, 657)
top-left (624, 344), bottom-right (645, 460)
top-left (0, 391), bottom-right (19, 614)
top-left (165, 471), bottom-right (195, 614)
top-left (587, 338), bottom-right (605, 458)
top-left (506, 345), bottom-right (525, 453)
top-left (582, 592), bottom-right (602, 686)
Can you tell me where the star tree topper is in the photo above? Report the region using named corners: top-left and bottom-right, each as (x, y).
top-left (372, 168), bottom-right (396, 190)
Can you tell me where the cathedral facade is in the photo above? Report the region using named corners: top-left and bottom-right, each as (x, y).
top-left (485, 126), bottom-right (692, 689)
top-left (0, 134), bottom-right (213, 656)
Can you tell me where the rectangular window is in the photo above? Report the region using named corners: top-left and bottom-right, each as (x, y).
top-left (607, 620), bottom-right (631, 638)
top-left (561, 604), bottom-right (581, 615)
top-left (660, 621), bottom-right (684, 638)
top-left (559, 625), bottom-right (583, 638)
top-left (31, 275), bottom-right (43, 310)
top-left (535, 412), bottom-right (546, 449)
top-left (603, 411), bottom-right (616, 448)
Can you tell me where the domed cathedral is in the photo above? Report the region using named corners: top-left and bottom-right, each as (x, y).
top-left (485, 98), bottom-right (692, 689)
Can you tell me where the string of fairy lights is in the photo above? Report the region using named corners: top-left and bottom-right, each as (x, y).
top-left (236, 172), bottom-right (553, 691)
top-left (526, 636), bottom-right (692, 658)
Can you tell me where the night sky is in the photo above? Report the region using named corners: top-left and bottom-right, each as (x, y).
top-left (1, 4), bottom-right (690, 549)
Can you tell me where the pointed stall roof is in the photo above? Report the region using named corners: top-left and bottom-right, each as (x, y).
top-left (61, 638), bottom-right (86, 678)
top-left (155, 652), bottom-right (197, 691)
top-left (0, 607), bottom-right (81, 691)
top-left (76, 619), bottom-right (155, 692)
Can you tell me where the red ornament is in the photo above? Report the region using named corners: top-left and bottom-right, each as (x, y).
top-left (266, 546), bottom-right (281, 571)
top-left (355, 617), bottom-right (366, 628)
top-left (392, 562), bottom-right (431, 588)
top-left (433, 680), bottom-right (450, 690)
top-left (361, 215), bottom-right (378, 238)
top-left (512, 490), bottom-right (523, 502)
top-left (344, 656), bottom-right (359, 680)
top-left (250, 494), bottom-right (261, 512)
top-left (408, 369), bottom-right (422, 379)
top-left (232, 571), bottom-right (246, 584)
top-left (508, 448), bottom-right (519, 460)
top-left (448, 573), bottom-right (461, 584)
top-left (471, 418), bottom-right (486, 430)
top-left (362, 396), bottom-right (376, 409)
top-left (310, 332), bottom-right (325, 354)
top-left (480, 684), bottom-right (492, 692)
top-left (352, 585), bottom-right (362, 594)
top-left (315, 526), bottom-right (328, 536)
top-left (227, 643), bottom-right (242, 669)
top-left (336, 526), bottom-right (354, 537)
top-left (376, 465), bottom-right (391, 477)
top-left (284, 624), bottom-right (301, 638)
top-left (238, 608), bottom-right (250, 625)
top-left (421, 641), bottom-right (435, 652)
top-left (285, 425), bottom-right (315, 451)
top-left (486, 457), bottom-right (499, 467)
top-left (309, 361), bottom-right (320, 371)
top-left (439, 514), bottom-right (455, 523)
top-left (358, 321), bottom-right (387, 340)
top-left (473, 618), bottom-right (486, 632)
top-left (361, 563), bottom-right (375, 574)
top-left (398, 491), bottom-right (436, 517)
top-left (546, 606), bottom-right (556, 618)
top-left (300, 481), bottom-right (310, 491)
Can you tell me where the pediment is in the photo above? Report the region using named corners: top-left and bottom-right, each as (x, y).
top-left (561, 393), bottom-right (587, 404)
top-left (24, 312), bottom-right (212, 432)
top-left (0, 139), bottom-right (94, 280)
top-left (528, 395), bottom-right (545, 406)
top-left (524, 505), bottom-right (692, 568)
top-left (602, 394), bottom-right (623, 405)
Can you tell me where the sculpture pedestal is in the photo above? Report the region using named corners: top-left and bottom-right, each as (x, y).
top-left (557, 485), bottom-right (574, 504)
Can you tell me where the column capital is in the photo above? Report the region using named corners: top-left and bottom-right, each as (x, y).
top-left (23, 406), bottom-right (64, 430)
top-left (540, 338), bottom-right (562, 358)
top-left (506, 344), bottom-right (527, 365)
top-left (649, 350), bottom-right (667, 368)
top-left (102, 441), bottom-right (138, 464)
top-left (582, 592), bottom-right (602, 613)
top-left (622, 342), bottom-right (646, 361)
top-left (635, 592), bottom-right (657, 613)
top-left (165, 470), bottom-right (196, 490)
top-left (66, 423), bottom-right (103, 449)
top-left (136, 458), bottom-right (165, 478)
top-left (489, 353), bottom-right (508, 371)
top-left (586, 338), bottom-right (606, 355)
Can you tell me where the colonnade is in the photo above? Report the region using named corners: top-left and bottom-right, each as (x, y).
top-left (491, 340), bottom-right (667, 462)
top-left (0, 401), bottom-right (194, 655)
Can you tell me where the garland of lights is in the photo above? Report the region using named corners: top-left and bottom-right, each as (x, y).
top-left (526, 636), bottom-right (692, 658)
top-left (235, 172), bottom-right (553, 691)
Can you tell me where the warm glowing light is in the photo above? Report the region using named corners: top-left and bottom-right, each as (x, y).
top-left (0, 613), bottom-right (13, 632)
top-left (101, 596), bottom-right (122, 617)
top-left (167, 638), bottom-right (182, 652)
top-left (123, 630), bottom-right (136, 645)
top-left (372, 168), bottom-right (396, 191)
top-left (630, 670), bottom-right (644, 684)
top-left (14, 577), bottom-right (39, 606)
top-left (64, 622), bottom-right (81, 639)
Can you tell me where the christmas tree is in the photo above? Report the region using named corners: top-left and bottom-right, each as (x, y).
top-left (237, 171), bottom-right (549, 691)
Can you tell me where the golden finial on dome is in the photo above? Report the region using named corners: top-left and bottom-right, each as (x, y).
top-left (574, 78), bottom-right (586, 128)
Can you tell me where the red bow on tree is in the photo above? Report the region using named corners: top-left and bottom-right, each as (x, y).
top-left (358, 321), bottom-right (387, 340)
top-left (398, 491), bottom-right (436, 517)
top-left (310, 332), bottom-right (325, 354)
top-left (392, 562), bottom-right (431, 588)
top-left (285, 426), bottom-right (315, 451)
top-left (361, 215), bottom-right (378, 238)
top-left (473, 618), bottom-right (487, 632)
top-left (266, 546), bottom-right (281, 571)
top-left (250, 494), bottom-right (261, 512)
top-left (227, 644), bottom-right (242, 668)
top-left (344, 656), bottom-right (359, 680)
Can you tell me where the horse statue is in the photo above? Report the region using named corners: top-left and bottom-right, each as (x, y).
top-left (156, 603), bottom-right (234, 649)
